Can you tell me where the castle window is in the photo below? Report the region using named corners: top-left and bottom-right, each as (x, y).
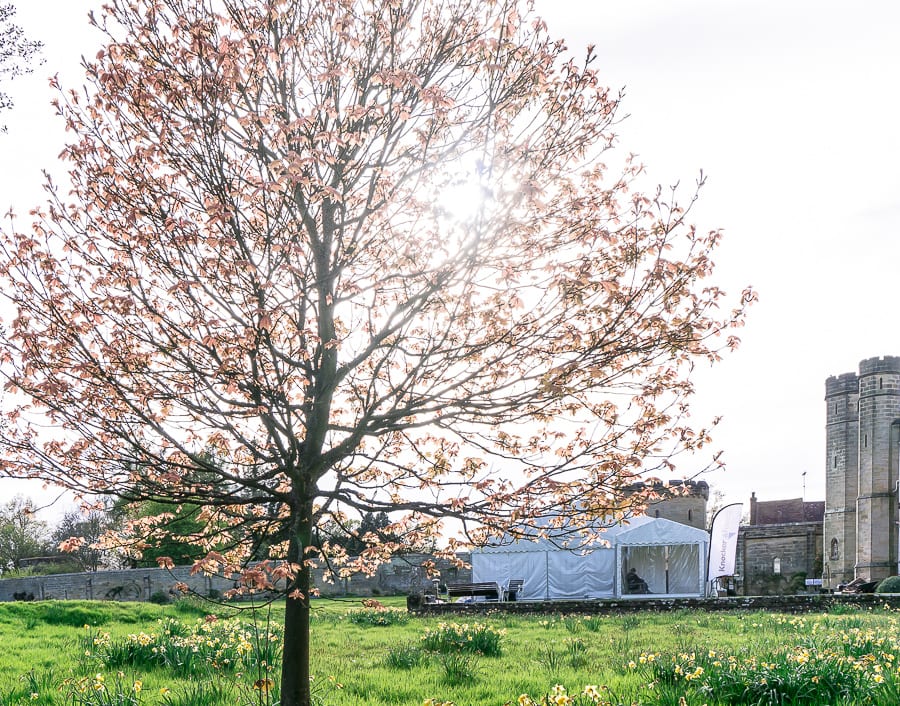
top-left (773, 557), bottom-right (781, 575)
top-left (865, 434), bottom-right (868, 448)
top-left (881, 377), bottom-right (884, 389)
top-left (830, 538), bottom-right (840, 560)
top-left (834, 455), bottom-right (838, 469)
top-left (688, 509), bottom-right (693, 522)
top-left (654, 509), bottom-right (659, 518)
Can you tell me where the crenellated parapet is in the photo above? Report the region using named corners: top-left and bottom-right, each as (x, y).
top-left (825, 372), bottom-right (860, 399)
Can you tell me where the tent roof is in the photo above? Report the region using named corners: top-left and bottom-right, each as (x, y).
top-left (615, 517), bottom-right (708, 546)
top-left (473, 515), bottom-right (696, 554)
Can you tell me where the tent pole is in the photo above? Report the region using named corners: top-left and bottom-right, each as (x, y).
top-left (663, 546), bottom-right (669, 595)
top-left (545, 551), bottom-right (549, 600)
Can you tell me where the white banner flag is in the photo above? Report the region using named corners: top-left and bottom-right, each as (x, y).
top-left (708, 503), bottom-right (742, 579)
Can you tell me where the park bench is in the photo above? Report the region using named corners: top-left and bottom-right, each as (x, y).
top-left (504, 579), bottom-right (524, 601)
top-left (445, 581), bottom-right (501, 601)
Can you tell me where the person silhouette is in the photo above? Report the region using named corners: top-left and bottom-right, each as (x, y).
top-left (626, 567), bottom-right (649, 593)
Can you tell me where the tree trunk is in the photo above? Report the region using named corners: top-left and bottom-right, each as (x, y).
top-left (280, 514), bottom-right (312, 706)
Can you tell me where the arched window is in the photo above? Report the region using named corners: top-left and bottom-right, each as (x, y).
top-left (830, 538), bottom-right (840, 560)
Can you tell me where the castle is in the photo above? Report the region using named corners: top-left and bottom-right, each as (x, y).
top-left (824, 356), bottom-right (900, 588)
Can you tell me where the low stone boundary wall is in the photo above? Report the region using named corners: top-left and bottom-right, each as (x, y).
top-left (0, 565), bottom-right (240, 602)
top-left (409, 593), bottom-right (900, 615)
top-left (0, 553), bottom-right (471, 602)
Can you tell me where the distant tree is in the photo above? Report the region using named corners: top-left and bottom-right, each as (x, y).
top-left (0, 495), bottom-right (48, 571)
top-left (0, 1), bottom-right (753, 703)
top-left (311, 516), bottom-right (360, 554)
top-left (706, 488), bottom-right (727, 529)
top-left (312, 511), bottom-right (426, 568)
top-left (51, 503), bottom-right (119, 571)
top-left (123, 499), bottom-right (209, 568)
top-left (0, 4), bottom-right (43, 132)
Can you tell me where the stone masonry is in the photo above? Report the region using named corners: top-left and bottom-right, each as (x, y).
top-left (0, 553), bottom-right (471, 603)
top-left (824, 356), bottom-right (900, 588)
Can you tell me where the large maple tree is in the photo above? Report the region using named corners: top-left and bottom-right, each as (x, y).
top-left (0, 0), bottom-right (752, 703)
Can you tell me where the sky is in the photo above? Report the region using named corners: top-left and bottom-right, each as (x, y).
top-left (0, 0), bottom-right (899, 520)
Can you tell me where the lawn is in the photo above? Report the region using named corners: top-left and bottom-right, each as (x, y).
top-left (3, 597), bottom-right (900, 705)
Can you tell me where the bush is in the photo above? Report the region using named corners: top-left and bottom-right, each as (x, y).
top-left (346, 607), bottom-right (409, 627)
top-left (172, 597), bottom-right (213, 617)
top-left (421, 622), bottom-right (503, 657)
top-left (438, 652), bottom-right (479, 686)
top-left (149, 591), bottom-right (170, 604)
top-left (876, 575), bottom-right (900, 593)
top-left (84, 616), bottom-right (283, 679)
top-left (42, 603), bottom-right (108, 627)
top-left (384, 643), bottom-right (427, 670)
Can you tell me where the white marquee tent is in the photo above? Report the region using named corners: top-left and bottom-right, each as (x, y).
top-left (471, 516), bottom-right (709, 600)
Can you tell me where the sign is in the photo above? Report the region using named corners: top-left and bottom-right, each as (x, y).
top-left (707, 503), bottom-right (742, 579)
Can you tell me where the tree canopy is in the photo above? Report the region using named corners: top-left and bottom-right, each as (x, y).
top-left (51, 504), bottom-right (117, 572)
top-left (0, 4), bottom-right (43, 132)
top-left (0, 495), bottom-right (48, 571)
top-left (0, 0), bottom-right (752, 703)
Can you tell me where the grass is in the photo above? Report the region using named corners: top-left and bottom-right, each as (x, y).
top-left (5, 599), bottom-right (900, 704)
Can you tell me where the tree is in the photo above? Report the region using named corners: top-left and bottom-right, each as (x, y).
top-left (51, 502), bottom-right (119, 571)
top-left (312, 510), bottom-right (403, 557)
top-left (122, 499), bottom-right (210, 568)
top-left (0, 495), bottom-right (48, 571)
top-left (0, 4), bottom-right (43, 132)
top-left (0, 1), bottom-right (753, 703)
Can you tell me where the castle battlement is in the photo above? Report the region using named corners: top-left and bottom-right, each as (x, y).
top-left (825, 372), bottom-right (859, 398)
top-left (859, 356), bottom-right (900, 377)
top-left (825, 355), bottom-right (900, 590)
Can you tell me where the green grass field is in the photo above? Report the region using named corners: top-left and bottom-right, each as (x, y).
top-left (3, 597), bottom-right (900, 705)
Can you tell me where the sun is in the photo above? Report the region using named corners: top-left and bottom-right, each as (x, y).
top-left (434, 157), bottom-right (494, 224)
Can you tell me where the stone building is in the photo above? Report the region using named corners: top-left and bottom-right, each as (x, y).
top-left (630, 479), bottom-right (709, 530)
top-left (824, 356), bottom-right (900, 589)
top-left (737, 493), bottom-right (824, 595)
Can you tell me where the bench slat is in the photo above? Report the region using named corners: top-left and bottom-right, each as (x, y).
top-left (446, 582), bottom-right (500, 598)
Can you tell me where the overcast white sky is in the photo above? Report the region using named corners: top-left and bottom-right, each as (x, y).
top-left (1, 0), bottom-right (899, 519)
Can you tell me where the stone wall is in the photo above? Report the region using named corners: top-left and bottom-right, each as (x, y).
top-left (738, 522), bottom-right (823, 596)
top-left (825, 370), bottom-right (860, 589)
top-left (0, 553), bottom-right (471, 602)
top-left (825, 356), bottom-right (900, 588)
top-left (635, 480), bottom-right (709, 530)
top-left (0, 565), bottom-right (225, 602)
top-left (411, 592), bottom-right (900, 616)
top-left (856, 356), bottom-right (900, 581)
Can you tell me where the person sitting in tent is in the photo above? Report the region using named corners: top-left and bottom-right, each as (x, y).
top-left (626, 567), bottom-right (650, 594)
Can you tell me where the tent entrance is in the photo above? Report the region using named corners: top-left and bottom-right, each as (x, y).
top-left (620, 543), bottom-right (701, 596)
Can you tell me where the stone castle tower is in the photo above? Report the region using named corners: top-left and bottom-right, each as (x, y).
top-left (824, 356), bottom-right (900, 588)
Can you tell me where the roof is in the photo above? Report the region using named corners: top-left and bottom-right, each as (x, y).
top-left (473, 516), bottom-right (707, 554)
top-left (752, 498), bottom-right (825, 525)
top-left (615, 517), bottom-right (709, 546)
